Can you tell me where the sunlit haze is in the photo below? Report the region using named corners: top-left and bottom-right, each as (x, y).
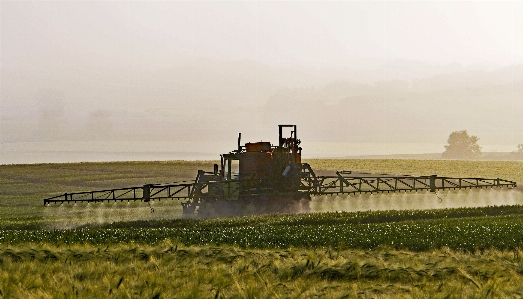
top-left (1, 1), bottom-right (522, 163)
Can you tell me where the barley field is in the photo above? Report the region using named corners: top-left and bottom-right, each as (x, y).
top-left (2, 242), bottom-right (523, 298)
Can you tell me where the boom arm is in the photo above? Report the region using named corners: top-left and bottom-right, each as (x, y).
top-left (44, 171), bottom-right (516, 206)
top-left (306, 172), bottom-right (516, 196)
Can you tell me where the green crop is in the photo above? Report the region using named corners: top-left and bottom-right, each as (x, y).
top-left (3, 207), bottom-right (523, 252)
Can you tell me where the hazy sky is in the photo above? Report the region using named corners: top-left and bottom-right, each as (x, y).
top-left (3, 1), bottom-right (522, 69)
top-left (1, 1), bottom-right (523, 162)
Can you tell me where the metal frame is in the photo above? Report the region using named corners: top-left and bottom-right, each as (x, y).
top-left (43, 171), bottom-right (517, 206)
top-left (43, 183), bottom-right (193, 205)
top-left (306, 172), bottom-right (516, 196)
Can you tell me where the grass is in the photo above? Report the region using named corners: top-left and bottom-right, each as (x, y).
top-left (1, 159), bottom-right (522, 298)
top-left (0, 160), bottom-right (216, 229)
top-left (1, 242), bottom-right (523, 298)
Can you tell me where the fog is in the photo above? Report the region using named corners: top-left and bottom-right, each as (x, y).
top-left (42, 188), bottom-right (523, 227)
top-left (1, 1), bottom-right (522, 163)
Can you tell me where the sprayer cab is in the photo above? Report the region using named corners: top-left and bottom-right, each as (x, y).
top-left (218, 124), bottom-right (303, 196)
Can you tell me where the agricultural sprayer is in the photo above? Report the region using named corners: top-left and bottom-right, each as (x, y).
top-left (44, 125), bottom-right (517, 217)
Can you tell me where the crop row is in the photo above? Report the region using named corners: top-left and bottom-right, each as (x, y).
top-left (91, 205), bottom-right (523, 230)
top-left (2, 214), bottom-right (523, 251)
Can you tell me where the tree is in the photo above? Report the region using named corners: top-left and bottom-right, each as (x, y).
top-left (512, 144), bottom-right (523, 159)
top-left (442, 130), bottom-right (481, 159)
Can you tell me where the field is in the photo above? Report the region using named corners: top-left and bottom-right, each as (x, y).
top-left (1, 159), bottom-right (523, 298)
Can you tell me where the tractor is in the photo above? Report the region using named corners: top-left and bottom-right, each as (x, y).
top-left (44, 125), bottom-right (517, 218)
